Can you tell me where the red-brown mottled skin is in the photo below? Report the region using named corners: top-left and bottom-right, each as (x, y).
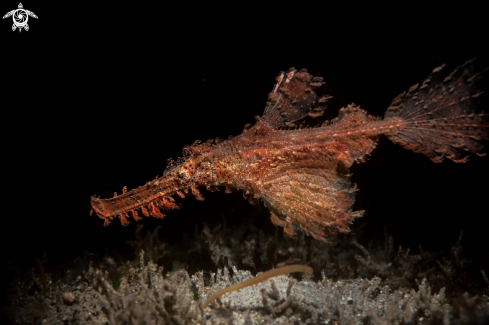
top-left (91, 61), bottom-right (488, 242)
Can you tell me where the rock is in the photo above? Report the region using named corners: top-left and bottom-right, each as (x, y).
top-left (62, 292), bottom-right (75, 305)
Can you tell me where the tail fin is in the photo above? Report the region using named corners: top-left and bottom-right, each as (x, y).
top-left (384, 59), bottom-right (488, 163)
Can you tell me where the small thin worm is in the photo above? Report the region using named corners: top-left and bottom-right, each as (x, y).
top-left (202, 264), bottom-right (313, 310)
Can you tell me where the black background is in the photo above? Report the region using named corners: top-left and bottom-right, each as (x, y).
top-left (1, 2), bottom-right (488, 280)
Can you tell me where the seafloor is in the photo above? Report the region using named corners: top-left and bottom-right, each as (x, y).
top-left (2, 212), bottom-right (489, 325)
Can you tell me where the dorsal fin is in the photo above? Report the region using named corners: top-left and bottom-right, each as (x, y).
top-left (262, 68), bottom-right (331, 129)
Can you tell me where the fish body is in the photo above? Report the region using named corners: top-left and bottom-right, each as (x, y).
top-left (91, 61), bottom-right (488, 242)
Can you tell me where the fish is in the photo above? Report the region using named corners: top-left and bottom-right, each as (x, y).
top-left (90, 59), bottom-right (488, 243)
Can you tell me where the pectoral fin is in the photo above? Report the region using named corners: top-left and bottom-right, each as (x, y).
top-left (262, 168), bottom-right (363, 242)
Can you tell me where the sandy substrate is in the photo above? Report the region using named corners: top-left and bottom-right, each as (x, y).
top-left (2, 222), bottom-right (489, 324)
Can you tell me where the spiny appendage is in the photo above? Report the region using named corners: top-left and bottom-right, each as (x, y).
top-left (90, 175), bottom-right (181, 227)
top-left (89, 141), bottom-right (217, 227)
top-left (262, 68), bottom-right (331, 129)
top-left (385, 59), bottom-right (489, 163)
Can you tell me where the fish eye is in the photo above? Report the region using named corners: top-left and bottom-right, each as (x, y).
top-left (178, 172), bottom-right (184, 179)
